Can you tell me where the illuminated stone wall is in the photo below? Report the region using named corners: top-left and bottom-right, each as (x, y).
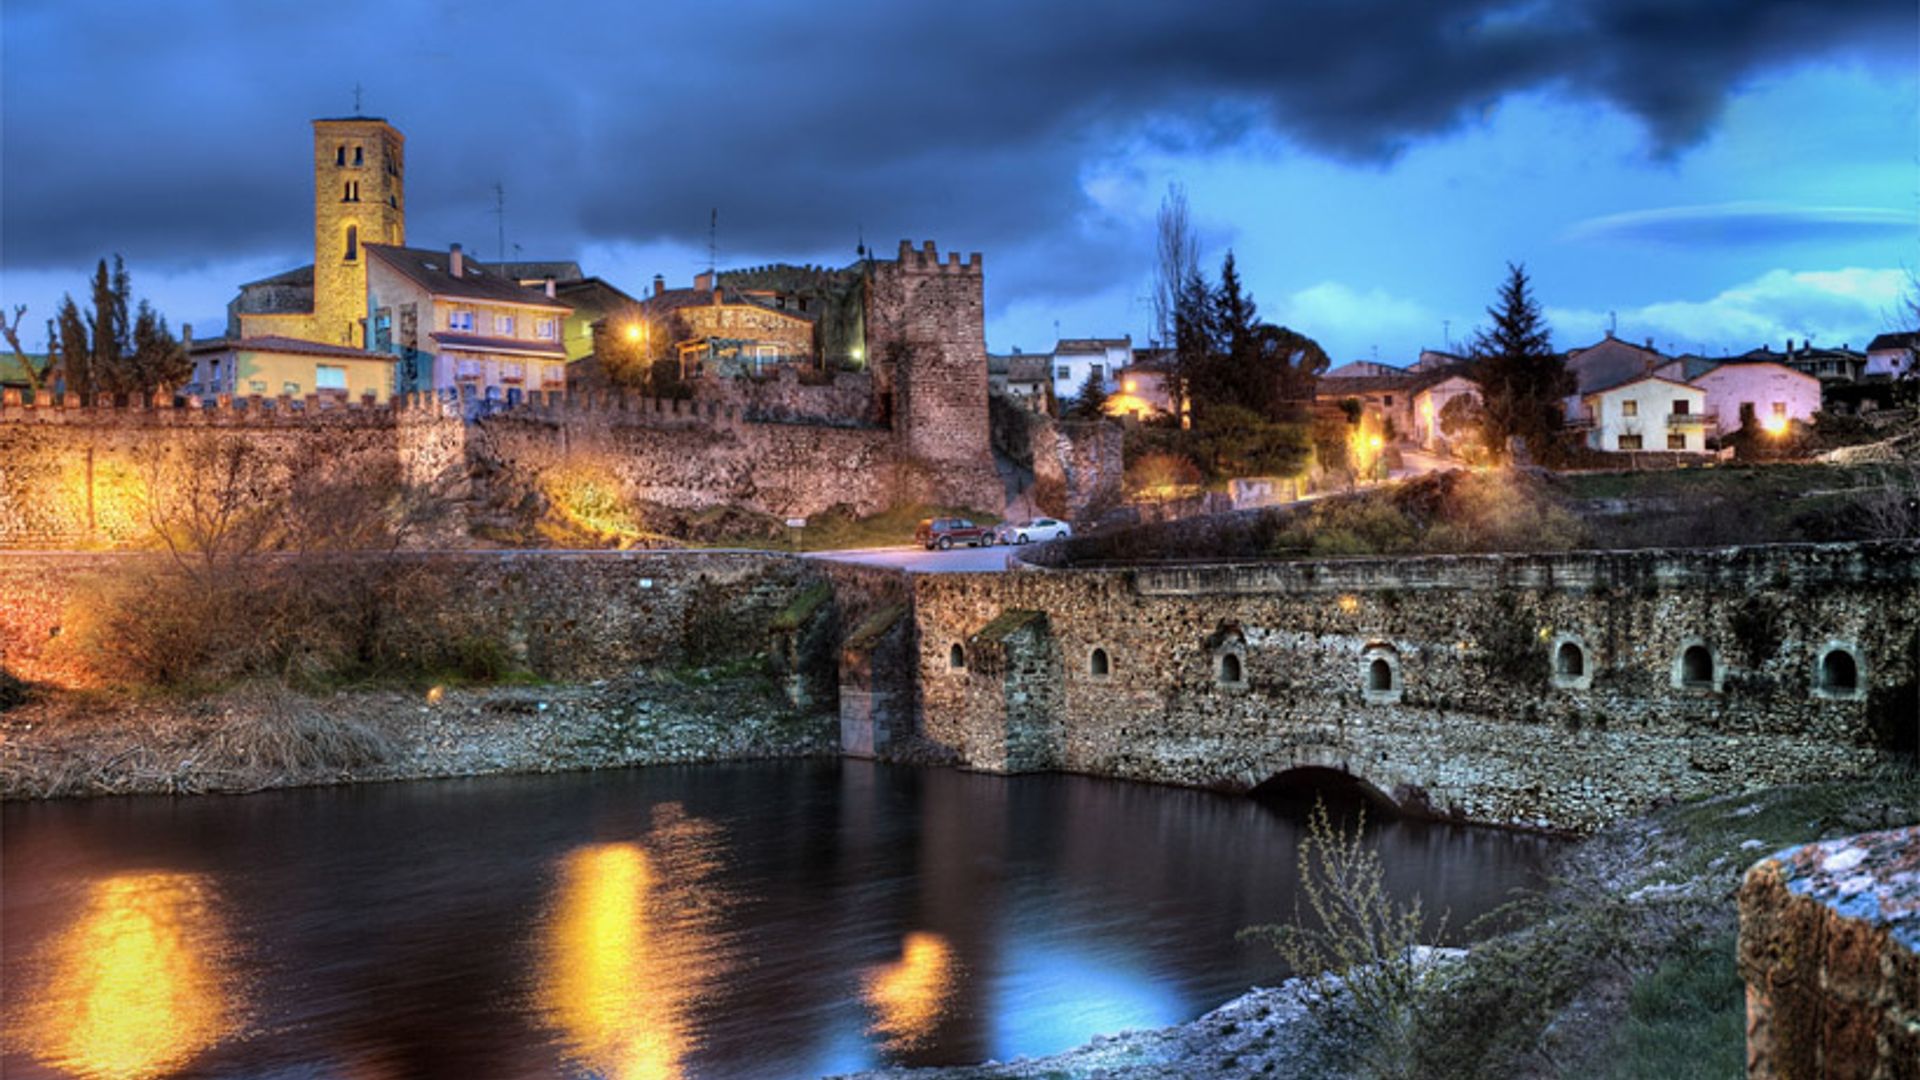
top-left (912, 542), bottom-right (1920, 831)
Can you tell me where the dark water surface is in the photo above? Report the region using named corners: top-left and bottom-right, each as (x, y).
top-left (2, 761), bottom-right (1557, 1079)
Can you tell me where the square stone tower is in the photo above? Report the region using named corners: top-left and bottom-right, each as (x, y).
top-left (311, 117), bottom-right (405, 346)
top-left (866, 240), bottom-right (1001, 512)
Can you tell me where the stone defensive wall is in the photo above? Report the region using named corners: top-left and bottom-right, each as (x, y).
top-left (0, 549), bottom-right (908, 694)
top-left (907, 542), bottom-right (1920, 831)
top-left (0, 383), bottom-right (982, 549)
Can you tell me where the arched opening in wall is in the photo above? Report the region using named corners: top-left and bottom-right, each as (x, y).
top-left (1249, 766), bottom-right (1399, 819)
top-left (948, 643), bottom-right (965, 671)
top-left (335, 145), bottom-right (346, 166)
top-left (1218, 653), bottom-right (1242, 684)
top-left (344, 225), bottom-right (358, 262)
top-left (1556, 642), bottom-right (1585, 679)
top-left (1681, 645), bottom-right (1715, 688)
top-left (1089, 648), bottom-right (1110, 677)
top-left (1820, 649), bottom-right (1858, 693)
top-left (1367, 658), bottom-right (1394, 693)
top-left (353, 145), bottom-right (363, 166)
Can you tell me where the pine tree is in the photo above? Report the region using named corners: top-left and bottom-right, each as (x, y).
top-left (48, 256), bottom-right (182, 397)
top-left (1468, 263), bottom-right (1571, 463)
top-left (1067, 366), bottom-right (1111, 420)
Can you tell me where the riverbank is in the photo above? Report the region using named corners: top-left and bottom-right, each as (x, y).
top-left (842, 773), bottom-right (1919, 1080)
top-left (0, 670), bottom-right (837, 799)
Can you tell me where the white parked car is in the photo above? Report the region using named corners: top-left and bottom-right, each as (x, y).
top-left (995, 517), bottom-right (1072, 544)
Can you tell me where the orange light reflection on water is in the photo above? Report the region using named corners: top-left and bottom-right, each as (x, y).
top-left (12, 871), bottom-right (246, 1080)
top-left (863, 931), bottom-right (957, 1053)
top-left (535, 807), bottom-right (727, 1080)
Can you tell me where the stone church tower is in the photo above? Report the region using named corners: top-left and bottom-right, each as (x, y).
top-left (310, 117), bottom-right (406, 346)
top-left (232, 117), bottom-right (406, 345)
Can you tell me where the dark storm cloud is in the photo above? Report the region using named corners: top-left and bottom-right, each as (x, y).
top-left (1, 0), bottom-right (1909, 295)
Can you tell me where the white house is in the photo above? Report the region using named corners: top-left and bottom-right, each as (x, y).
top-left (1050, 337), bottom-right (1131, 404)
top-left (1580, 375), bottom-right (1710, 453)
top-left (1865, 331), bottom-right (1919, 380)
top-left (1686, 360), bottom-right (1820, 437)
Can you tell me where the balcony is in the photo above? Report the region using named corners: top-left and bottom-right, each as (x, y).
top-left (454, 359), bottom-right (485, 381)
top-left (499, 363), bottom-right (525, 384)
top-left (1665, 411), bottom-right (1716, 430)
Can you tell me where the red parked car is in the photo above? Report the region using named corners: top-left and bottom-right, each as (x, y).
top-left (915, 517), bottom-right (995, 550)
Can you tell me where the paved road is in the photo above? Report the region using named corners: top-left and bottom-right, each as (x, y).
top-left (807, 543), bottom-right (1019, 573)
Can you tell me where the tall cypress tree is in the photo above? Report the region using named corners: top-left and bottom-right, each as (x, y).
top-left (1468, 263), bottom-right (1571, 463)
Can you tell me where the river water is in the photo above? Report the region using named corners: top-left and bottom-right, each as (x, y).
top-left (2, 761), bottom-right (1556, 1079)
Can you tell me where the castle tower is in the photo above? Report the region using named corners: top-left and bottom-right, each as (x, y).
top-left (311, 117), bottom-right (405, 346)
top-left (866, 240), bottom-right (1001, 512)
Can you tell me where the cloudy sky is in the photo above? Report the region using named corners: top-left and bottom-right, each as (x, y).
top-left (3, 0), bottom-right (1916, 364)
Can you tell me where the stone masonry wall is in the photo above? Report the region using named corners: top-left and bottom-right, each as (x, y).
top-left (912, 543), bottom-right (1920, 831)
top-left (0, 550), bottom-right (838, 689)
top-left (1739, 826), bottom-right (1919, 1079)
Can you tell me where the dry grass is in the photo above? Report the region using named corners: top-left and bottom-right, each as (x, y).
top-left (0, 686), bottom-right (399, 798)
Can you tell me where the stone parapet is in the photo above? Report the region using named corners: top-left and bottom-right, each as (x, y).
top-left (1739, 827), bottom-right (1920, 1079)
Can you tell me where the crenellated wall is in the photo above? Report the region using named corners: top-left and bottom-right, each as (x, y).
top-left (911, 542), bottom-right (1920, 831)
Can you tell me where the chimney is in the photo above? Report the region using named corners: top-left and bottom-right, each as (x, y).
top-left (182, 323), bottom-right (193, 350)
top-left (450, 243), bottom-right (464, 278)
top-left (544, 276), bottom-right (556, 299)
top-left (694, 271), bottom-right (712, 291)
top-left (713, 286), bottom-right (724, 306)
top-left (1644, 337), bottom-right (1653, 350)
top-left (653, 274), bottom-right (665, 297)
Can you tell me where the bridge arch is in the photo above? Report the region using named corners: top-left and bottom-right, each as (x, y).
top-left (1248, 765), bottom-right (1401, 815)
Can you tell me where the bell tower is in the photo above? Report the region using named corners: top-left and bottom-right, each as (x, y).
top-left (311, 117), bottom-right (405, 346)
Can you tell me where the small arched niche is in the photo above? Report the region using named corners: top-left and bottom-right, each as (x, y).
top-left (1550, 633), bottom-right (1592, 690)
top-left (1088, 647), bottom-right (1111, 678)
top-left (1672, 639), bottom-right (1719, 692)
top-left (1814, 642), bottom-right (1864, 700)
top-left (1217, 651), bottom-right (1243, 685)
top-left (948, 643), bottom-right (966, 671)
top-left (1361, 643), bottom-right (1402, 704)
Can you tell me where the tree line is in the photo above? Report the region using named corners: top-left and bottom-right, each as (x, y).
top-left (3, 255), bottom-right (189, 398)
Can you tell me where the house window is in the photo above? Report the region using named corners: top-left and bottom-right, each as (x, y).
top-left (1667, 434), bottom-right (1687, 450)
top-left (1622, 399), bottom-right (1638, 417)
top-left (1618, 434), bottom-right (1643, 450)
top-left (315, 365), bottom-right (348, 392)
top-left (344, 225), bottom-right (358, 262)
top-left (373, 310), bottom-right (392, 352)
top-left (1672, 399), bottom-right (1689, 416)
top-left (1056, 366), bottom-right (1070, 381)
top-left (449, 310), bottom-right (475, 332)
top-left (248, 380), bottom-right (267, 393)
top-left (1771, 402), bottom-right (1787, 417)
top-left (493, 314), bottom-right (515, 336)
top-left (536, 318), bottom-right (557, 340)
top-left (283, 381), bottom-right (301, 395)
top-left (1090, 364), bottom-right (1103, 381)
top-left (1384, 395), bottom-right (1394, 406)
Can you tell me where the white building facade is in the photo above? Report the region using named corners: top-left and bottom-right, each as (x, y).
top-left (1580, 375), bottom-right (1710, 453)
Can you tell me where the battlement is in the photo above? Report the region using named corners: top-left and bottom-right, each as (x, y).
top-left (892, 239), bottom-right (983, 275)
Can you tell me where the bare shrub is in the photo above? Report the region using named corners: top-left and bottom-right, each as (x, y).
top-left (1241, 802), bottom-right (1450, 1079)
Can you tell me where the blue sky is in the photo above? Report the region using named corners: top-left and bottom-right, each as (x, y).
top-left (2, 0), bottom-right (1915, 365)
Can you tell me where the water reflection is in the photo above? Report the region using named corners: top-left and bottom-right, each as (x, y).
top-left (12, 871), bottom-right (246, 1080)
top-left (862, 932), bottom-right (958, 1052)
top-left (534, 805), bottom-right (727, 1080)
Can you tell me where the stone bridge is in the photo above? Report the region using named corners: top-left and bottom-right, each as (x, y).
top-left (866, 542), bottom-right (1920, 832)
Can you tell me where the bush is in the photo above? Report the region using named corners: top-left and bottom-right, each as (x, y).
top-left (1241, 802), bottom-right (1449, 1080)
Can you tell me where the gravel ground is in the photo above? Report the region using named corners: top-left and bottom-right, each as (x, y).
top-left (0, 669), bottom-right (838, 799)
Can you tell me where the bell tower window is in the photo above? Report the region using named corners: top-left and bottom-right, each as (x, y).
top-left (335, 145), bottom-right (346, 166)
top-left (353, 146), bottom-right (363, 166)
top-left (344, 225), bottom-right (358, 262)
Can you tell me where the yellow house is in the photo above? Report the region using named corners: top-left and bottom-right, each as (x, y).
top-left (366, 242), bottom-right (572, 401)
top-left (185, 335), bottom-right (397, 402)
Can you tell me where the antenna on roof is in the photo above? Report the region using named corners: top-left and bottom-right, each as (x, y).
top-left (1442, 319), bottom-right (1451, 351)
top-left (708, 208), bottom-right (719, 279)
top-left (856, 222), bottom-right (866, 259)
top-left (493, 183), bottom-right (506, 262)
top-left (1608, 310), bottom-right (1617, 336)
top-left (353, 82), bottom-right (364, 114)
